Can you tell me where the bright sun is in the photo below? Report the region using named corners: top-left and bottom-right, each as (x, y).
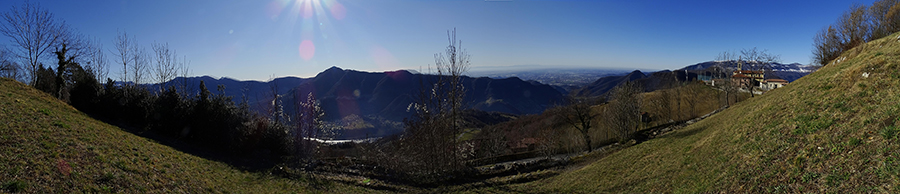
top-left (269, 0), bottom-right (345, 21)
top-left (267, 0), bottom-right (347, 61)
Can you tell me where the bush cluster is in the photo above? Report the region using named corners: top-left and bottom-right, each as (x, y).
top-left (63, 78), bottom-right (293, 158)
top-left (33, 61), bottom-right (295, 161)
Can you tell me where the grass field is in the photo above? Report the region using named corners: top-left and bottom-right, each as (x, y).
top-left (468, 33), bottom-right (900, 193)
top-left (0, 78), bottom-right (377, 193)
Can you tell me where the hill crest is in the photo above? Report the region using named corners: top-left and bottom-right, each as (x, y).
top-left (511, 32), bottom-right (900, 192)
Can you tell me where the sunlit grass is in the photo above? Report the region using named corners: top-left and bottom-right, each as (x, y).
top-left (464, 32), bottom-right (900, 193)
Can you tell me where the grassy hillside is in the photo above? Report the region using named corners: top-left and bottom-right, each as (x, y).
top-left (473, 33), bottom-right (900, 193)
top-left (0, 78), bottom-right (371, 193)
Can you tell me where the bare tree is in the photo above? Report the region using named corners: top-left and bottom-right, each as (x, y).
top-left (292, 92), bottom-right (324, 160)
top-left (130, 42), bottom-right (149, 84)
top-left (868, 0), bottom-right (900, 40)
top-left (653, 86), bottom-right (673, 123)
top-left (86, 37), bottom-right (109, 81)
top-left (740, 47), bottom-right (780, 97)
top-left (555, 93), bottom-right (600, 152)
top-left (838, 4), bottom-right (872, 51)
top-left (113, 29), bottom-right (132, 84)
top-left (812, 2), bottom-right (890, 66)
top-left (670, 71), bottom-right (686, 121)
top-left (0, 1), bottom-right (70, 85)
top-left (812, 26), bottom-right (842, 66)
top-left (430, 28), bottom-right (469, 126)
top-left (715, 51), bottom-right (739, 106)
top-left (177, 56), bottom-right (192, 97)
top-left (56, 29), bottom-right (88, 62)
top-left (267, 75), bottom-right (287, 125)
top-left (0, 46), bottom-right (20, 80)
top-left (152, 42), bottom-right (179, 90)
top-left (0, 61), bottom-right (18, 80)
top-left (879, 1), bottom-right (900, 38)
top-left (399, 28), bottom-right (470, 178)
top-left (606, 81), bottom-right (642, 142)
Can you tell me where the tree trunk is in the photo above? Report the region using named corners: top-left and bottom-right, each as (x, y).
top-left (581, 131), bottom-right (592, 153)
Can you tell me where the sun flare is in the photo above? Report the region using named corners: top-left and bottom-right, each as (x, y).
top-left (267, 0), bottom-right (347, 61)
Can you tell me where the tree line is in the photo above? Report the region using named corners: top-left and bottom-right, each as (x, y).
top-left (813, 0), bottom-right (900, 66)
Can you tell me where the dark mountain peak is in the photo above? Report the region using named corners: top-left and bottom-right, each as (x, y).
top-left (626, 70), bottom-right (646, 77)
top-left (384, 70), bottom-right (414, 81)
top-left (502, 76), bottom-right (524, 82)
top-left (322, 66), bottom-right (345, 74)
top-left (272, 76), bottom-right (303, 82)
top-left (326, 66), bottom-right (343, 71)
top-left (220, 77), bottom-right (239, 82)
top-left (315, 66), bottom-right (347, 80)
top-left (623, 70), bottom-right (647, 81)
top-left (385, 69), bottom-right (412, 75)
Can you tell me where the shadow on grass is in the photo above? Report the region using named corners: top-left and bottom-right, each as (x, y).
top-left (483, 184), bottom-right (554, 194)
top-left (603, 175), bottom-right (652, 193)
top-left (663, 125), bottom-right (707, 140)
top-left (87, 113), bottom-right (279, 172)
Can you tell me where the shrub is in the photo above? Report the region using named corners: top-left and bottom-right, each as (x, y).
top-left (69, 66), bottom-right (102, 113)
top-left (151, 86), bottom-right (192, 137)
top-left (3, 180), bottom-right (27, 193)
top-left (33, 65), bottom-right (56, 96)
top-left (882, 126), bottom-right (899, 140)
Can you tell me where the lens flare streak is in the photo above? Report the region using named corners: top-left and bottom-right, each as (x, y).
top-left (268, 0), bottom-right (348, 61)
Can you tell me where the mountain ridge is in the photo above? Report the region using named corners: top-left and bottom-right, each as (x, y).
top-left (282, 66), bottom-right (564, 138)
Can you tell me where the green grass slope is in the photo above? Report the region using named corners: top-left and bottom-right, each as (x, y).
top-left (0, 78), bottom-right (371, 193)
top-left (476, 33), bottom-right (900, 193)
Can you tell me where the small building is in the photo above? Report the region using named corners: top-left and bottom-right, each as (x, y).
top-left (509, 137), bottom-right (541, 153)
top-left (731, 73), bottom-right (754, 88)
top-left (732, 70), bottom-right (764, 80)
top-left (731, 70), bottom-right (764, 89)
top-left (697, 75), bottom-right (713, 82)
top-left (761, 79), bottom-right (788, 90)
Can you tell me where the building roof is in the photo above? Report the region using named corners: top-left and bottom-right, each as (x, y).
top-left (733, 70), bottom-right (764, 74)
top-left (765, 79), bottom-right (788, 83)
top-left (732, 74), bottom-right (751, 78)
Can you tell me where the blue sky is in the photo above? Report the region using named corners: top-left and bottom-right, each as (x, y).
top-left (0, 0), bottom-right (875, 81)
